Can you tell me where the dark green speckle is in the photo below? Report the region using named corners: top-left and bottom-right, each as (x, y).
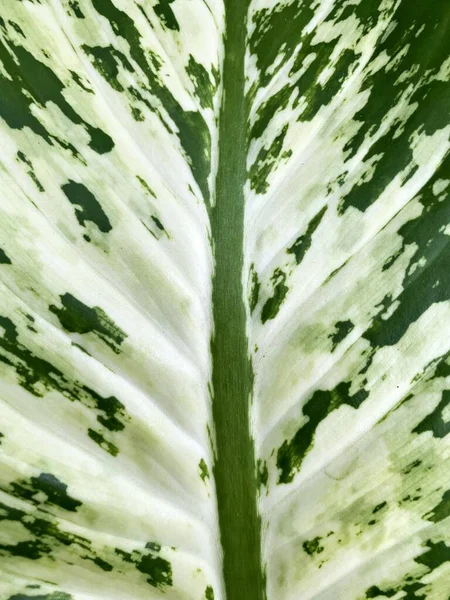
top-left (372, 501), bottom-right (387, 514)
top-left (303, 536), bottom-right (324, 555)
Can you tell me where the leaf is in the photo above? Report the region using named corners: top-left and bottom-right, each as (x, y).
top-left (0, 1), bottom-right (449, 600)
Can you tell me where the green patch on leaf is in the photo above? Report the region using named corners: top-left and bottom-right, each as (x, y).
top-left (114, 544), bottom-right (173, 589)
top-left (187, 55), bottom-right (216, 110)
top-left (68, 0), bottom-right (84, 18)
top-left (150, 215), bottom-right (169, 238)
top-left (303, 536), bottom-right (324, 556)
top-left (365, 586), bottom-right (397, 598)
top-left (287, 206), bottom-right (327, 265)
top-left (17, 151), bottom-right (44, 192)
top-left (88, 428), bottom-right (119, 457)
top-left (92, 556), bottom-right (113, 571)
top-left (329, 320), bottom-right (354, 351)
top-left (413, 390), bottom-right (450, 439)
top-left (136, 175), bottom-right (156, 198)
top-left (10, 472), bottom-right (82, 513)
top-left (90, 0), bottom-right (211, 201)
top-left (365, 539), bottom-right (450, 598)
top-left (403, 459), bottom-right (422, 475)
top-left (364, 155), bottom-right (450, 350)
top-left (416, 540), bottom-right (450, 570)
top-left (249, 264), bottom-right (260, 313)
top-left (0, 37), bottom-right (113, 154)
top-left (425, 489), bottom-right (450, 523)
top-left (61, 181), bottom-right (112, 234)
top-left (0, 315), bottom-right (126, 455)
top-left (257, 459), bottom-right (268, 490)
top-left (372, 501), bottom-right (387, 514)
top-left (249, 125), bottom-right (290, 194)
top-left (82, 44), bottom-right (132, 93)
top-left (277, 383), bottom-right (369, 483)
top-left (261, 268), bottom-right (288, 323)
top-left (153, 0), bottom-right (179, 31)
top-left (0, 248), bottom-right (12, 264)
top-left (8, 594), bottom-right (72, 600)
top-left (137, 553), bottom-right (173, 588)
top-left (49, 293), bottom-right (127, 353)
top-left (204, 585), bottom-right (215, 600)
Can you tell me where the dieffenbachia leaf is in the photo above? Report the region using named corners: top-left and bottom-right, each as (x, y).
top-left (0, 0), bottom-right (449, 599)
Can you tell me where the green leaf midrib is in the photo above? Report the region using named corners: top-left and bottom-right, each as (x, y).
top-left (210, 0), bottom-right (265, 599)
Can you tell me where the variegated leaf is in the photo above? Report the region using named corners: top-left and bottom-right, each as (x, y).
top-left (0, 0), bottom-right (449, 599)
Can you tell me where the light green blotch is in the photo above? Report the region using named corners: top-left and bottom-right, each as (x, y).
top-left (199, 458), bottom-right (210, 483)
